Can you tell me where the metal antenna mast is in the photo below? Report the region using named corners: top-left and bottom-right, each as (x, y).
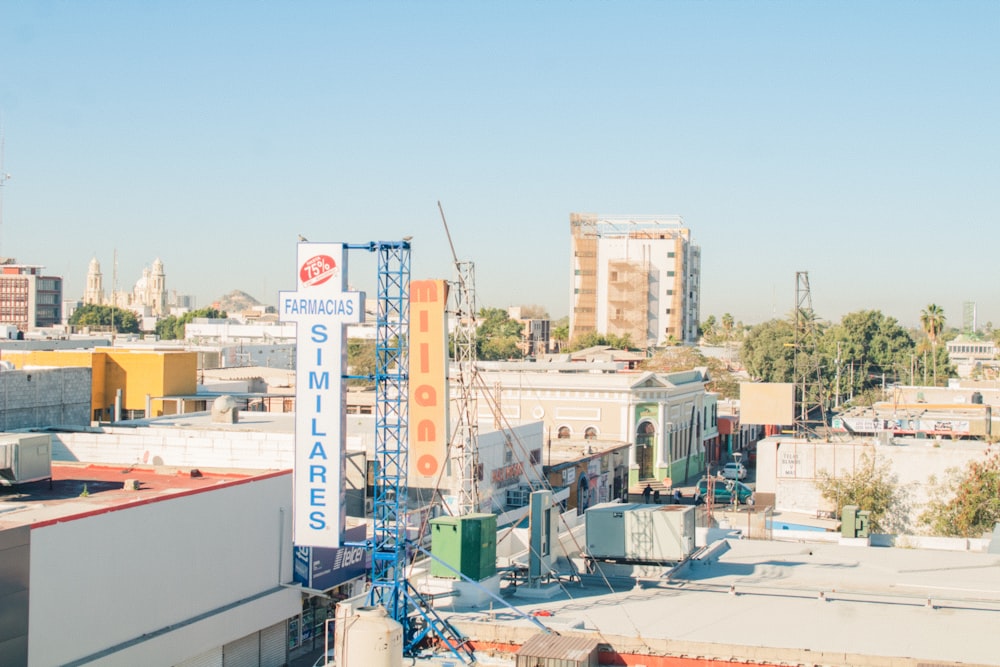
top-left (438, 201), bottom-right (480, 515)
top-left (793, 271), bottom-right (828, 439)
top-left (0, 123), bottom-right (10, 257)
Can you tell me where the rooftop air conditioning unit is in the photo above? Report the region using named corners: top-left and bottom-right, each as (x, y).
top-left (0, 434), bottom-right (52, 487)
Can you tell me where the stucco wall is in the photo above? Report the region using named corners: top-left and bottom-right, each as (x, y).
top-left (757, 436), bottom-right (990, 531)
top-left (27, 472), bottom-right (300, 667)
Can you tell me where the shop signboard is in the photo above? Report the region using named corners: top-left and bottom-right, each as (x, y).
top-left (280, 242), bottom-right (364, 548)
top-left (409, 279), bottom-right (450, 481)
top-left (293, 524), bottom-right (368, 591)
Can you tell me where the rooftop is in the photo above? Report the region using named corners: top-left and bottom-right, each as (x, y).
top-left (443, 538), bottom-right (1000, 666)
top-left (0, 462), bottom-right (284, 530)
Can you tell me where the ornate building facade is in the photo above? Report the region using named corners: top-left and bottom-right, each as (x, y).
top-left (85, 257), bottom-right (168, 317)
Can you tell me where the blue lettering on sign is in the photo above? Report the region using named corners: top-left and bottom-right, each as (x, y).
top-left (309, 511), bottom-right (327, 529)
top-left (309, 371), bottom-right (330, 390)
top-left (311, 324), bottom-right (328, 342)
top-left (284, 299), bottom-right (356, 317)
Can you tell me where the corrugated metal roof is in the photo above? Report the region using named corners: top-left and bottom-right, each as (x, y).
top-left (515, 633), bottom-right (599, 663)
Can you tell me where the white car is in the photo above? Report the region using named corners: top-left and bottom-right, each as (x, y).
top-left (312, 650), bottom-right (335, 667)
top-left (721, 462), bottom-right (747, 480)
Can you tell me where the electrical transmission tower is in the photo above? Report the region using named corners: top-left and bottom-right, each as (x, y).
top-left (793, 271), bottom-right (828, 439)
top-left (438, 202), bottom-right (480, 515)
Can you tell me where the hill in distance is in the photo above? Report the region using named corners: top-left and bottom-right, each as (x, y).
top-left (212, 290), bottom-right (268, 314)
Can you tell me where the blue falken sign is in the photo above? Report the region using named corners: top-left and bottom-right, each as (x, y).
top-left (293, 524), bottom-right (368, 591)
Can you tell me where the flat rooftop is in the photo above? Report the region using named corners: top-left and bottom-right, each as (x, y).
top-left (120, 410), bottom-right (297, 434)
top-left (443, 539), bottom-right (1000, 666)
top-left (0, 462), bottom-right (282, 530)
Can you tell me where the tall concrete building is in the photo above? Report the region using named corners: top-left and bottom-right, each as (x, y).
top-left (0, 258), bottom-right (63, 331)
top-left (569, 213), bottom-right (701, 347)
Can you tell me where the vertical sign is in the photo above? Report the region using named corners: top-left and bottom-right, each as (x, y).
top-left (409, 279), bottom-right (449, 481)
top-left (279, 243), bottom-right (364, 548)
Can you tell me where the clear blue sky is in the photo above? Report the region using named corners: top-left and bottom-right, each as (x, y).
top-left (1, 1), bottom-right (996, 329)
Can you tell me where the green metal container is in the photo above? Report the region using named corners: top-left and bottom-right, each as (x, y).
top-left (430, 513), bottom-right (497, 581)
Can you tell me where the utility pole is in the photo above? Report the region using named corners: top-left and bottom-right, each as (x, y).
top-left (834, 342), bottom-right (841, 410)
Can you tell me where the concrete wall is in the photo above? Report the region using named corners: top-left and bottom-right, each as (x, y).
top-left (27, 472), bottom-right (300, 667)
top-left (0, 527), bottom-right (29, 666)
top-left (0, 367), bottom-right (92, 429)
top-left (757, 436), bottom-right (990, 532)
top-left (52, 424), bottom-right (294, 469)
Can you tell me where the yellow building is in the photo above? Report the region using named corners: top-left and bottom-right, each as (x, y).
top-left (2, 349), bottom-right (197, 421)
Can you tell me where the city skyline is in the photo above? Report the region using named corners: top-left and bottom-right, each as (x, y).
top-left (1, 2), bottom-right (996, 329)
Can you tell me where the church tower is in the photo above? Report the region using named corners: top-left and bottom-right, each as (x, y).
top-left (84, 257), bottom-right (104, 305)
top-left (150, 258), bottom-right (167, 316)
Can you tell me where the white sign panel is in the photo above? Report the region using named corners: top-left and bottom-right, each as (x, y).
top-left (279, 243), bottom-right (364, 548)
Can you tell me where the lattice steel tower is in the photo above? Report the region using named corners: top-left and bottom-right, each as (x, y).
top-left (363, 240), bottom-right (411, 630)
top-left (439, 202), bottom-right (480, 515)
top-left (793, 271), bottom-right (827, 438)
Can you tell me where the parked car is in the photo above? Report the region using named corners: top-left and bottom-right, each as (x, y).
top-left (695, 478), bottom-right (754, 505)
top-left (721, 461), bottom-right (747, 480)
top-left (312, 649), bottom-right (335, 667)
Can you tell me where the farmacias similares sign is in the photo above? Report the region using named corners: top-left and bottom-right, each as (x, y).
top-left (279, 242), bottom-right (364, 548)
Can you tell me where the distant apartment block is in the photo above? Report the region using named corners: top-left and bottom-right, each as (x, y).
top-left (507, 306), bottom-right (551, 356)
top-left (946, 335), bottom-right (999, 379)
top-left (0, 258), bottom-right (63, 331)
top-left (570, 214), bottom-right (700, 347)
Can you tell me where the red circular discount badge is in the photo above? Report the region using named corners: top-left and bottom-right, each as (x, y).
top-left (299, 254), bottom-right (338, 287)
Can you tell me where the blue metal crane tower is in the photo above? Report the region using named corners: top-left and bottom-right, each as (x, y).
top-left (347, 240), bottom-right (473, 661)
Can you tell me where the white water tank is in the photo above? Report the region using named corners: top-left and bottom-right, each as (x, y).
top-left (340, 606), bottom-right (402, 667)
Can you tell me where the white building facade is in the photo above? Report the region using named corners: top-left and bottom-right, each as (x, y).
top-left (570, 214), bottom-right (701, 346)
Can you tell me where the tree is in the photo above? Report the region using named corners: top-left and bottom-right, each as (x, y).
top-left (550, 323), bottom-right (569, 352)
top-left (564, 330), bottom-right (636, 353)
top-left (700, 315), bottom-right (718, 344)
top-left (815, 452), bottom-right (899, 533)
top-left (920, 304), bottom-right (945, 385)
top-left (919, 452), bottom-right (1000, 537)
top-left (156, 308), bottom-right (228, 340)
top-left (476, 307), bottom-right (523, 361)
top-left (642, 346), bottom-right (740, 399)
top-left (721, 313), bottom-right (735, 339)
top-left (819, 310), bottom-right (915, 405)
top-left (516, 304), bottom-right (548, 319)
top-left (346, 339), bottom-right (376, 388)
top-left (740, 319), bottom-right (796, 383)
top-left (69, 304), bottom-right (140, 334)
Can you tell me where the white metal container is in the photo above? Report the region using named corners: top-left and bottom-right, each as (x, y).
top-left (340, 605), bottom-right (402, 667)
top-left (0, 433), bottom-right (51, 486)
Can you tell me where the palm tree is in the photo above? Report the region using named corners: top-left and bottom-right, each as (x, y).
top-left (920, 304), bottom-right (945, 385)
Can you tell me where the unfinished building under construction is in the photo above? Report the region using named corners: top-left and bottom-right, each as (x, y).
top-left (570, 213), bottom-right (701, 347)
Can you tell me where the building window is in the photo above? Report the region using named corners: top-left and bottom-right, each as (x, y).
top-left (557, 426), bottom-right (571, 439)
top-left (667, 271), bottom-right (675, 277)
top-left (585, 427), bottom-right (598, 440)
